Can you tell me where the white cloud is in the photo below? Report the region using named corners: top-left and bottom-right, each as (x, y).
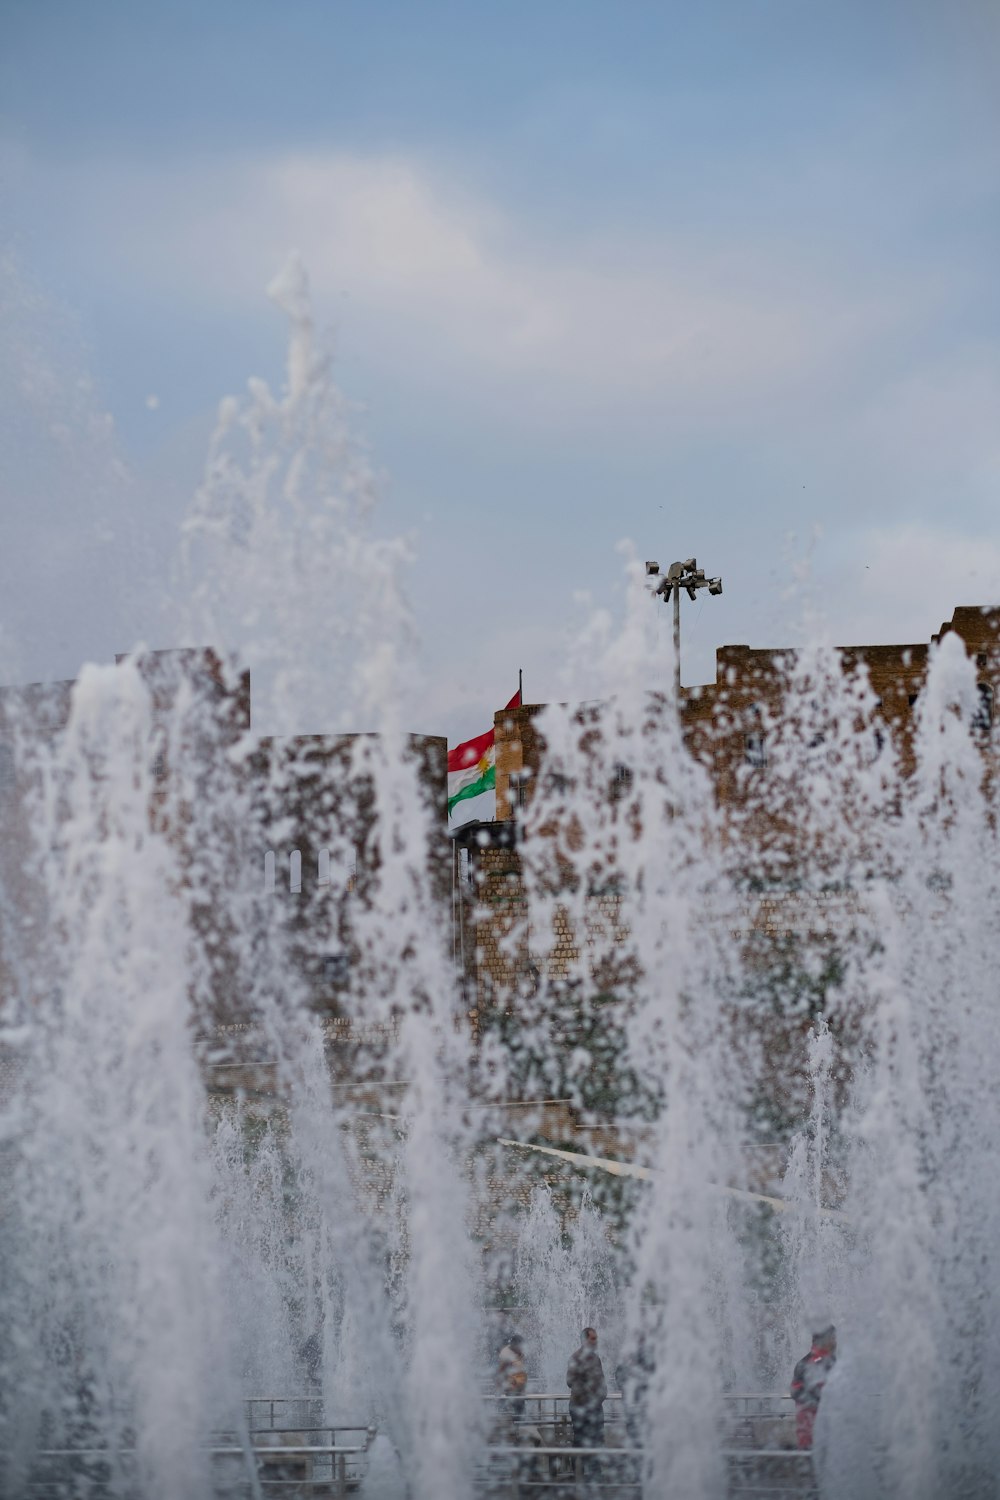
top-left (12, 146), bottom-right (921, 431)
top-left (6, 142), bottom-right (999, 719)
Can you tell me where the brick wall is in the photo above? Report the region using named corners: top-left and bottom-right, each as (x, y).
top-left (467, 604), bottom-right (1000, 1047)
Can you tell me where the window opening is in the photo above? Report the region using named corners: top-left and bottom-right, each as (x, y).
top-left (610, 762), bottom-right (634, 801)
top-left (744, 731), bottom-right (767, 769)
top-left (744, 703), bottom-right (767, 768)
top-left (289, 849), bottom-right (302, 893)
top-left (263, 850), bottom-right (275, 894)
top-left (322, 953), bottom-right (349, 985)
top-left (973, 683), bottom-right (993, 735)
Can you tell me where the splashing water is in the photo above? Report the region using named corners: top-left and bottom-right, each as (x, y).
top-left (2, 260), bottom-right (1000, 1500)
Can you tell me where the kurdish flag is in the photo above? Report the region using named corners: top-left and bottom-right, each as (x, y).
top-left (448, 689), bottom-right (522, 831)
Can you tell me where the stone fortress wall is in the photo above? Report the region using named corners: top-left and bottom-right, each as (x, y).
top-left (462, 605), bottom-right (1000, 1032)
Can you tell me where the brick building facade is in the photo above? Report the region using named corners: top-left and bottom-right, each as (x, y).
top-left (0, 649), bottom-right (448, 1043)
top-left (457, 606), bottom-right (1000, 1035)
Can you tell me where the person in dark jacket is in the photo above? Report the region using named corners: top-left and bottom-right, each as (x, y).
top-left (791, 1324), bottom-right (837, 1450)
top-left (567, 1326), bottom-right (607, 1449)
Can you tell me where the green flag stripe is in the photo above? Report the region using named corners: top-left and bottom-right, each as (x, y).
top-left (448, 764), bottom-right (495, 815)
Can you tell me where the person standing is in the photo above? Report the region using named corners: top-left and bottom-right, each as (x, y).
top-left (567, 1326), bottom-right (607, 1449)
top-left (791, 1323), bottom-right (837, 1450)
top-left (497, 1334), bottom-right (528, 1421)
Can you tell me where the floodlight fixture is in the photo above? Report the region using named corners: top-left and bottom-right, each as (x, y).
top-left (648, 554), bottom-right (724, 698)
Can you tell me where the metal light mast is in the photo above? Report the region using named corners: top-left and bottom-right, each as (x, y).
top-left (644, 558), bottom-right (723, 699)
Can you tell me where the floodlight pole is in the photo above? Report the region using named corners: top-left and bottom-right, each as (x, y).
top-left (672, 585), bottom-right (682, 701)
top-left (644, 557), bottom-right (723, 701)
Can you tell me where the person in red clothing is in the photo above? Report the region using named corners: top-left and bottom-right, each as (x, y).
top-left (791, 1324), bottom-right (837, 1450)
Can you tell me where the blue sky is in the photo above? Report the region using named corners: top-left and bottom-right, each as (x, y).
top-left (2, 1), bottom-right (998, 738)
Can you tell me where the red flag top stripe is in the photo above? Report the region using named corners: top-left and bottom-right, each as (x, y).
top-left (447, 690), bottom-right (521, 773)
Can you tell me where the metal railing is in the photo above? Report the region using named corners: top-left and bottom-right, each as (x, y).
top-left (232, 1440), bottom-right (370, 1494)
top-left (485, 1392), bottom-right (799, 1452)
top-left (484, 1393), bottom-right (625, 1450)
top-left (478, 1445), bottom-right (642, 1497)
top-left (238, 1398), bottom-right (376, 1490)
top-left (485, 1393), bottom-right (625, 1407)
top-left (723, 1393), bottom-right (796, 1415)
top-left (14, 1392), bottom-right (809, 1498)
top-left (21, 1440), bottom-right (372, 1497)
top-left (477, 1392), bottom-right (813, 1498)
top-left (477, 1445), bottom-right (816, 1498)
top-left (722, 1392), bottom-right (797, 1451)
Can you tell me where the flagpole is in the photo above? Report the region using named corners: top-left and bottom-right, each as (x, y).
top-left (519, 667), bottom-right (523, 702)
